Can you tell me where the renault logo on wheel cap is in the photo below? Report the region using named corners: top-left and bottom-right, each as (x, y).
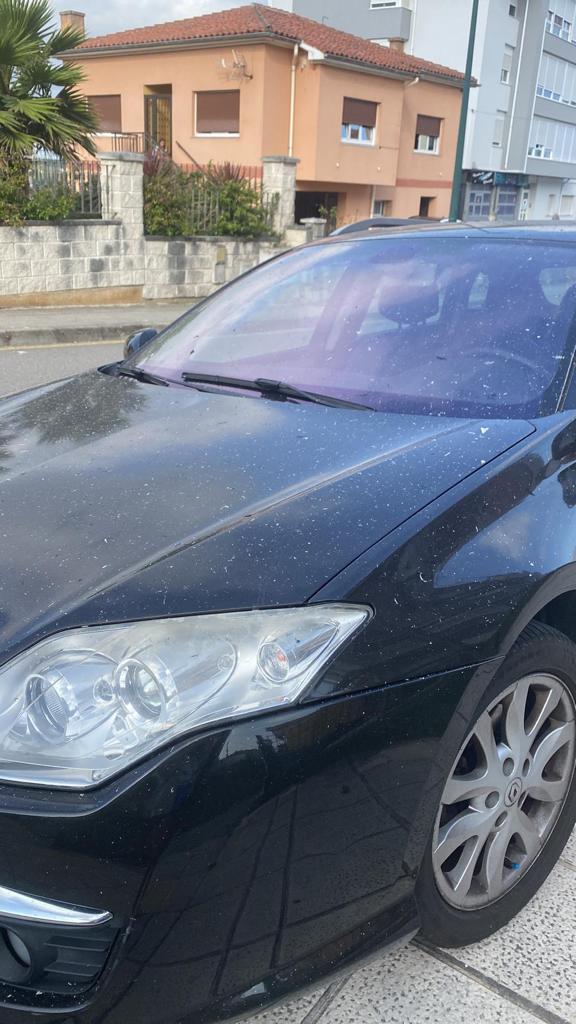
top-left (505, 778), bottom-right (522, 806)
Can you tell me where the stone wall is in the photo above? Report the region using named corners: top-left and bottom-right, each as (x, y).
top-left (0, 221), bottom-right (143, 304)
top-left (0, 153), bottom-right (315, 308)
top-left (143, 236), bottom-right (285, 300)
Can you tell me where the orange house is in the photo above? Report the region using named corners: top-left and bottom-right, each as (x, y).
top-left (64, 3), bottom-right (465, 223)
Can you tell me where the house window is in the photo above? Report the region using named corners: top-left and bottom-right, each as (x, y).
top-left (88, 95), bottom-right (122, 133)
top-left (545, 2), bottom-right (575, 41)
top-left (370, 1), bottom-right (400, 7)
top-left (537, 52), bottom-right (576, 104)
top-left (414, 114), bottom-right (441, 153)
top-left (509, 3), bottom-right (517, 15)
top-left (501, 45), bottom-right (514, 84)
top-left (373, 199), bottom-right (392, 215)
top-left (195, 90), bottom-right (240, 135)
top-left (529, 114), bottom-right (576, 160)
top-left (493, 114), bottom-right (505, 146)
top-left (341, 97), bottom-right (378, 145)
top-left (561, 193), bottom-right (575, 215)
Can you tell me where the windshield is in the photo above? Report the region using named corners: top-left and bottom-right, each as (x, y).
top-left (134, 236), bottom-right (576, 418)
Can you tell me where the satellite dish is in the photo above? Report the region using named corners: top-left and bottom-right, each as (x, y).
top-left (219, 49), bottom-right (253, 80)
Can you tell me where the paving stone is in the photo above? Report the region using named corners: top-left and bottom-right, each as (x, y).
top-left (247, 988), bottom-right (325, 1024)
top-left (315, 946), bottom-right (543, 1024)
top-left (562, 826), bottom-right (576, 866)
top-left (454, 861), bottom-right (576, 1021)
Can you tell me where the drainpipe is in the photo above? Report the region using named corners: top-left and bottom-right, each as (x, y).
top-left (289, 43), bottom-right (299, 158)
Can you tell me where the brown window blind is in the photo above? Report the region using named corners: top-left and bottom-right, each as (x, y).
top-left (89, 95), bottom-right (122, 132)
top-left (416, 115), bottom-right (441, 137)
top-left (342, 97), bottom-right (378, 127)
top-left (196, 91), bottom-right (240, 133)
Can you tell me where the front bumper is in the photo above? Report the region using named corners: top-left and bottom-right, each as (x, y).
top-left (0, 661), bottom-right (496, 1024)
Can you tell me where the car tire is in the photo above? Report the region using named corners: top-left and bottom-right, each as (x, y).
top-left (417, 622), bottom-right (576, 948)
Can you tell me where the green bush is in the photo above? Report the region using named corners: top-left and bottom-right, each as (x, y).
top-left (143, 165), bottom-right (276, 239)
top-left (214, 180), bottom-right (274, 239)
top-left (144, 167), bottom-right (190, 237)
top-left (24, 186), bottom-right (75, 221)
top-left (0, 162), bottom-right (76, 224)
top-left (0, 162), bottom-right (27, 226)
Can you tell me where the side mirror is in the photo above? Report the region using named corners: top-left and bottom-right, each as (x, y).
top-left (124, 328), bottom-right (159, 360)
top-left (551, 418), bottom-right (576, 464)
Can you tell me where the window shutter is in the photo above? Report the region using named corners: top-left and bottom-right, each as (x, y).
top-left (196, 91), bottom-right (240, 133)
top-left (89, 95), bottom-right (122, 132)
top-left (342, 97), bottom-right (378, 127)
top-left (502, 44), bottom-right (514, 73)
top-left (416, 115), bottom-right (441, 137)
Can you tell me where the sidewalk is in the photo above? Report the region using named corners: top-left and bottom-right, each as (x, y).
top-left (0, 300), bottom-right (193, 347)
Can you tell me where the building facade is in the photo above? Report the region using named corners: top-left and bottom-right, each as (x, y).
top-left (66, 4), bottom-right (464, 225)
top-left (275, 0), bottom-right (576, 221)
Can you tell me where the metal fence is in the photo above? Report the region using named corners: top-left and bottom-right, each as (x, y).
top-left (180, 163), bottom-right (263, 192)
top-left (28, 159), bottom-right (103, 218)
top-left (185, 181), bottom-right (276, 236)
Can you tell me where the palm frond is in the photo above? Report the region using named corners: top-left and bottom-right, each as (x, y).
top-left (0, 0), bottom-right (97, 159)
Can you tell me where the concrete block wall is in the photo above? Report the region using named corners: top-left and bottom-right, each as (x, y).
top-left (0, 221), bottom-right (144, 299)
top-left (143, 237), bottom-right (285, 300)
top-left (0, 153), bottom-right (301, 307)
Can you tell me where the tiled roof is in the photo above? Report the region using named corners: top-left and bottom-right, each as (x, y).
top-left (75, 3), bottom-right (465, 83)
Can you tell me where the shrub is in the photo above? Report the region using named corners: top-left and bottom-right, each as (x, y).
top-left (0, 162), bottom-right (27, 225)
top-left (214, 179), bottom-right (274, 238)
top-left (143, 165), bottom-right (276, 239)
top-left (0, 161), bottom-right (77, 224)
top-left (143, 166), bottom-right (189, 237)
top-left (24, 186), bottom-right (75, 221)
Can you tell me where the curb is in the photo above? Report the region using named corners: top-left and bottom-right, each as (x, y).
top-left (0, 323), bottom-right (172, 348)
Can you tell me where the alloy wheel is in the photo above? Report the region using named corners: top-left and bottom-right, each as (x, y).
top-left (432, 673), bottom-right (576, 910)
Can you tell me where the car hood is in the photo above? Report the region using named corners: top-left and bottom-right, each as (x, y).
top-left (0, 371), bottom-right (534, 661)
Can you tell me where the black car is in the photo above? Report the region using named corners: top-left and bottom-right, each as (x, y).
top-left (0, 225), bottom-right (575, 1024)
top-left (330, 215), bottom-right (440, 235)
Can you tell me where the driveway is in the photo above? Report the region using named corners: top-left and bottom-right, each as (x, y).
top-left (1, 340), bottom-right (574, 1024)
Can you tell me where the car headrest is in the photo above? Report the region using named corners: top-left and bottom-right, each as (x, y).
top-left (378, 278), bottom-right (440, 326)
top-left (558, 283), bottom-right (576, 323)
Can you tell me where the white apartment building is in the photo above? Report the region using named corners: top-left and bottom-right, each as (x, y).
top-left (270, 0), bottom-right (576, 220)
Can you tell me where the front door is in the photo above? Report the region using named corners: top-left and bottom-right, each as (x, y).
top-left (144, 94), bottom-right (172, 154)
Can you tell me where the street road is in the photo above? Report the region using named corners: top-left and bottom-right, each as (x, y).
top-left (0, 341), bottom-right (124, 398)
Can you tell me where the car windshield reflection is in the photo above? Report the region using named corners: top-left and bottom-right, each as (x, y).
top-left (133, 237), bottom-right (576, 419)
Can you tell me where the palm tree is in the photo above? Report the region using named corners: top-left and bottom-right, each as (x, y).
top-left (0, 0), bottom-right (98, 164)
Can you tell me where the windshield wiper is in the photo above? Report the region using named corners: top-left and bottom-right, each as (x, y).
top-left (113, 366), bottom-right (170, 387)
top-left (180, 373), bottom-right (373, 411)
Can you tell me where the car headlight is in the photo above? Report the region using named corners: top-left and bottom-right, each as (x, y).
top-left (0, 605), bottom-right (370, 789)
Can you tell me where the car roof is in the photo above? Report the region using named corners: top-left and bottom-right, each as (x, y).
top-left (316, 221), bottom-right (576, 246)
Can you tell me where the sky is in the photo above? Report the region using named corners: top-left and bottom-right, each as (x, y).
top-left (55, 0), bottom-right (257, 37)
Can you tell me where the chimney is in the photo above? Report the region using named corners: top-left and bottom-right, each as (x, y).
top-left (389, 38), bottom-right (405, 52)
top-left (60, 10), bottom-right (86, 34)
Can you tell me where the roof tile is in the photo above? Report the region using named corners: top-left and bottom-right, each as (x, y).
top-left (75, 3), bottom-right (464, 83)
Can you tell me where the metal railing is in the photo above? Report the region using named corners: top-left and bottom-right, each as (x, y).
top-left (92, 131), bottom-right (147, 153)
top-left (29, 159), bottom-right (102, 218)
top-left (185, 181), bottom-right (276, 236)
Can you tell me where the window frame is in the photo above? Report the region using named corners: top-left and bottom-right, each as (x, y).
top-left (88, 94), bottom-right (122, 134)
top-left (341, 122), bottom-right (376, 145)
top-left (545, 5), bottom-right (573, 41)
top-left (341, 97), bottom-right (378, 147)
top-left (414, 132), bottom-right (440, 154)
top-left (194, 90), bottom-right (241, 138)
